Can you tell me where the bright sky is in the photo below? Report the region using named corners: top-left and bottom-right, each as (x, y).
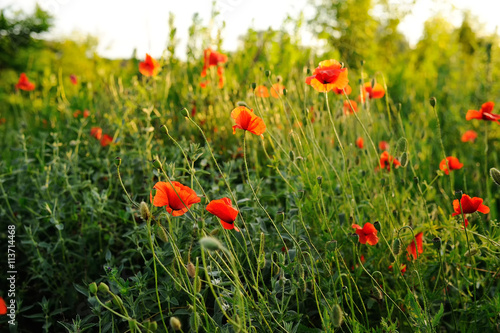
top-left (4, 0), bottom-right (500, 59)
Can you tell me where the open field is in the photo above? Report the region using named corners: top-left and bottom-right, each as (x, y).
top-left (1, 2), bottom-right (500, 332)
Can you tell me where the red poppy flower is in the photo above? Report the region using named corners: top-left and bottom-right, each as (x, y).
top-left (461, 130), bottom-right (477, 142)
top-left (201, 48), bottom-right (227, 88)
top-left (439, 156), bottom-right (463, 175)
top-left (231, 106), bottom-right (266, 136)
top-left (90, 127), bottom-right (102, 140)
top-left (389, 264), bottom-right (407, 274)
top-left (352, 223), bottom-right (379, 245)
top-left (379, 151), bottom-right (400, 171)
top-left (343, 100), bottom-right (358, 114)
top-left (200, 81), bottom-right (209, 88)
top-left (100, 134), bottom-right (113, 147)
top-left (139, 54), bottom-right (160, 77)
top-left (271, 83), bottom-right (285, 98)
top-left (452, 194), bottom-right (489, 227)
top-left (305, 59), bottom-right (348, 92)
top-left (0, 296), bottom-right (6, 315)
top-left (356, 137), bottom-right (364, 149)
top-left (15, 73), bottom-right (35, 91)
top-left (406, 232), bottom-right (423, 261)
top-left (466, 102), bottom-right (500, 124)
top-left (335, 84), bottom-right (352, 95)
top-left (254, 85), bottom-right (270, 98)
top-left (0, 118), bottom-right (6, 125)
top-left (378, 141), bottom-right (389, 150)
top-left (363, 82), bottom-right (385, 99)
top-left (70, 74), bottom-right (78, 85)
top-left (83, 109), bottom-right (90, 118)
top-left (151, 181), bottom-right (201, 216)
top-left (73, 110), bottom-right (82, 118)
top-left (206, 197), bottom-right (239, 231)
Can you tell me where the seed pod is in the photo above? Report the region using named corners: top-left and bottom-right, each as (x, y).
top-left (392, 238), bottom-right (402, 255)
top-left (429, 97), bottom-right (437, 107)
top-left (332, 304), bottom-right (343, 328)
top-left (433, 237), bottom-right (442, 251)
top-left (265, 70), bottom-right (271, 77)
top-left (115, 156), bottom-right (121, 167)
top-left (152, 159), bottom-right (162, 169)
top-left (170, 317), bottom-right (182, 331)
top-left (373, 221), bottom-right (381, 232)
top-left (317, 176), bottom-right (323, 186)
top-left (251, 82), bottom-right (256, 89)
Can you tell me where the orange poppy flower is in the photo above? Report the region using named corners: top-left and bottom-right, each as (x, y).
top-left (379, 151), bottom-right (400, 171)
top-left (254, 85), bottom-right (270, 98)
top-left (335, 84), bottom-right (352, 95)
top-left (206, 197), bottom-right (239, 231)
top-left (90, 127), bottom-right (102, 140)
top-left (407, 232), bottom-right (423, 261)
top-left (352, 223), bottom-right (379, 245)
top-left (73, 110), bottom-right (82, 118)
top-left (356, 137), bottom-right (364, 149)
top-left (15, 73), bottom-right (35, 91)
top-left (0, 118), bottom-right (6, 125)
top-left (70, 74), bottom-right (78, 85)
top-left (231, 106), bottom-right (266, 136)
top-left (378, 141), bottom-right (389, 150)
top-left (452, 194), bottom-right (489, 227)
top-left (461, 130), bottom-right (477, 142)
top-left (0, 296), bottom-right (6, 315)
top-left (270, 83), bottom-right (285, 98)
top-left (343, 100), bottom-right (358, 114)
top-left (389, 264), bottom-right (407, 274)
top-left (305, 59), bottom-right (348, 92)
top-left (151, 181), bottom-right (201, 216)
top-left (139, 54), bottom-right (160, 77)
top-left (439, 156), bottom-right (463, 175)
top-left (466, 101), bottom-right (500, 124)
top-left (100, 134), bottom-right (113, 147)
top-left (363, 82), bottom-right (385, 99)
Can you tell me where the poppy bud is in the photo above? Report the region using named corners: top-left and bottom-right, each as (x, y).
top-left (360, 60), bottom-right (365, 66)
top-left (98, 282), bottom-right (110, 294)
top-left (392, 238), bottom-right (401, 255)
top-left (306, 68), bottom-right (311, 75)
top-left (170, 317), bottom-right (182, 331)
top-left (332, 304), bottom-right (343, 328)
top-left (265, 70), bottom-right (271, 77)
top-left (187, 262), bottom-right (196, 278)
top-left (373, 221), bottom-right (381, 232)
top-left (372, 286), bottom-right (383, 300)
top-left (283, 88), bottom-right (287, 96)
top-left (433, 237), bottom-right (442, 251)
top-left (115, 157), bottom-right (121, 167)
top-left (454, 190), bottom-right (463, 199)
top-left (139, 201), bottom-right (150, 220)
top-left (88, 282), bottom-right (98, 295)
top-left (289, 150), bottom-right (294, 161)
top-left (179, 108), bottom-right (189, 117)
top-left (371, 78), bottom-right (376, 89)
top-left (399, 152), bottom-right (408, 167)
top-left (150, 321), bottom-right (158, 331)
top-left (199, 236), bottom-right (222, 251)
top-left (251, 82), bottom-right (256, 89)
top-left (152, 159), bottom-right (162, 169)
top-left (464, 247), bottom-right (480, 257)
top-left (490, 168), bottom-right (500, 186)
top-left (429, 97), bottom-right (437, 108)
top-left (317, 176), bottom-right (323, 186)
top-left (236, 101), bottom-right (248, 108)
top-left (338, 213), bottom-right (346, 225)
top-left (160, 124), bottom-right (169, 134)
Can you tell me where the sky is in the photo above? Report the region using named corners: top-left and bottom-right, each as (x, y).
top-left (3, 0), bottom-right (500, 59)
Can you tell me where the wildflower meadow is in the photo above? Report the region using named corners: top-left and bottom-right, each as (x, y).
top-left (1, 2), bottom-right (500, 332)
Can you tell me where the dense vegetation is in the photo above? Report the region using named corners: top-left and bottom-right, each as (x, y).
top-left (1, 1), bottom-right (499, 332)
